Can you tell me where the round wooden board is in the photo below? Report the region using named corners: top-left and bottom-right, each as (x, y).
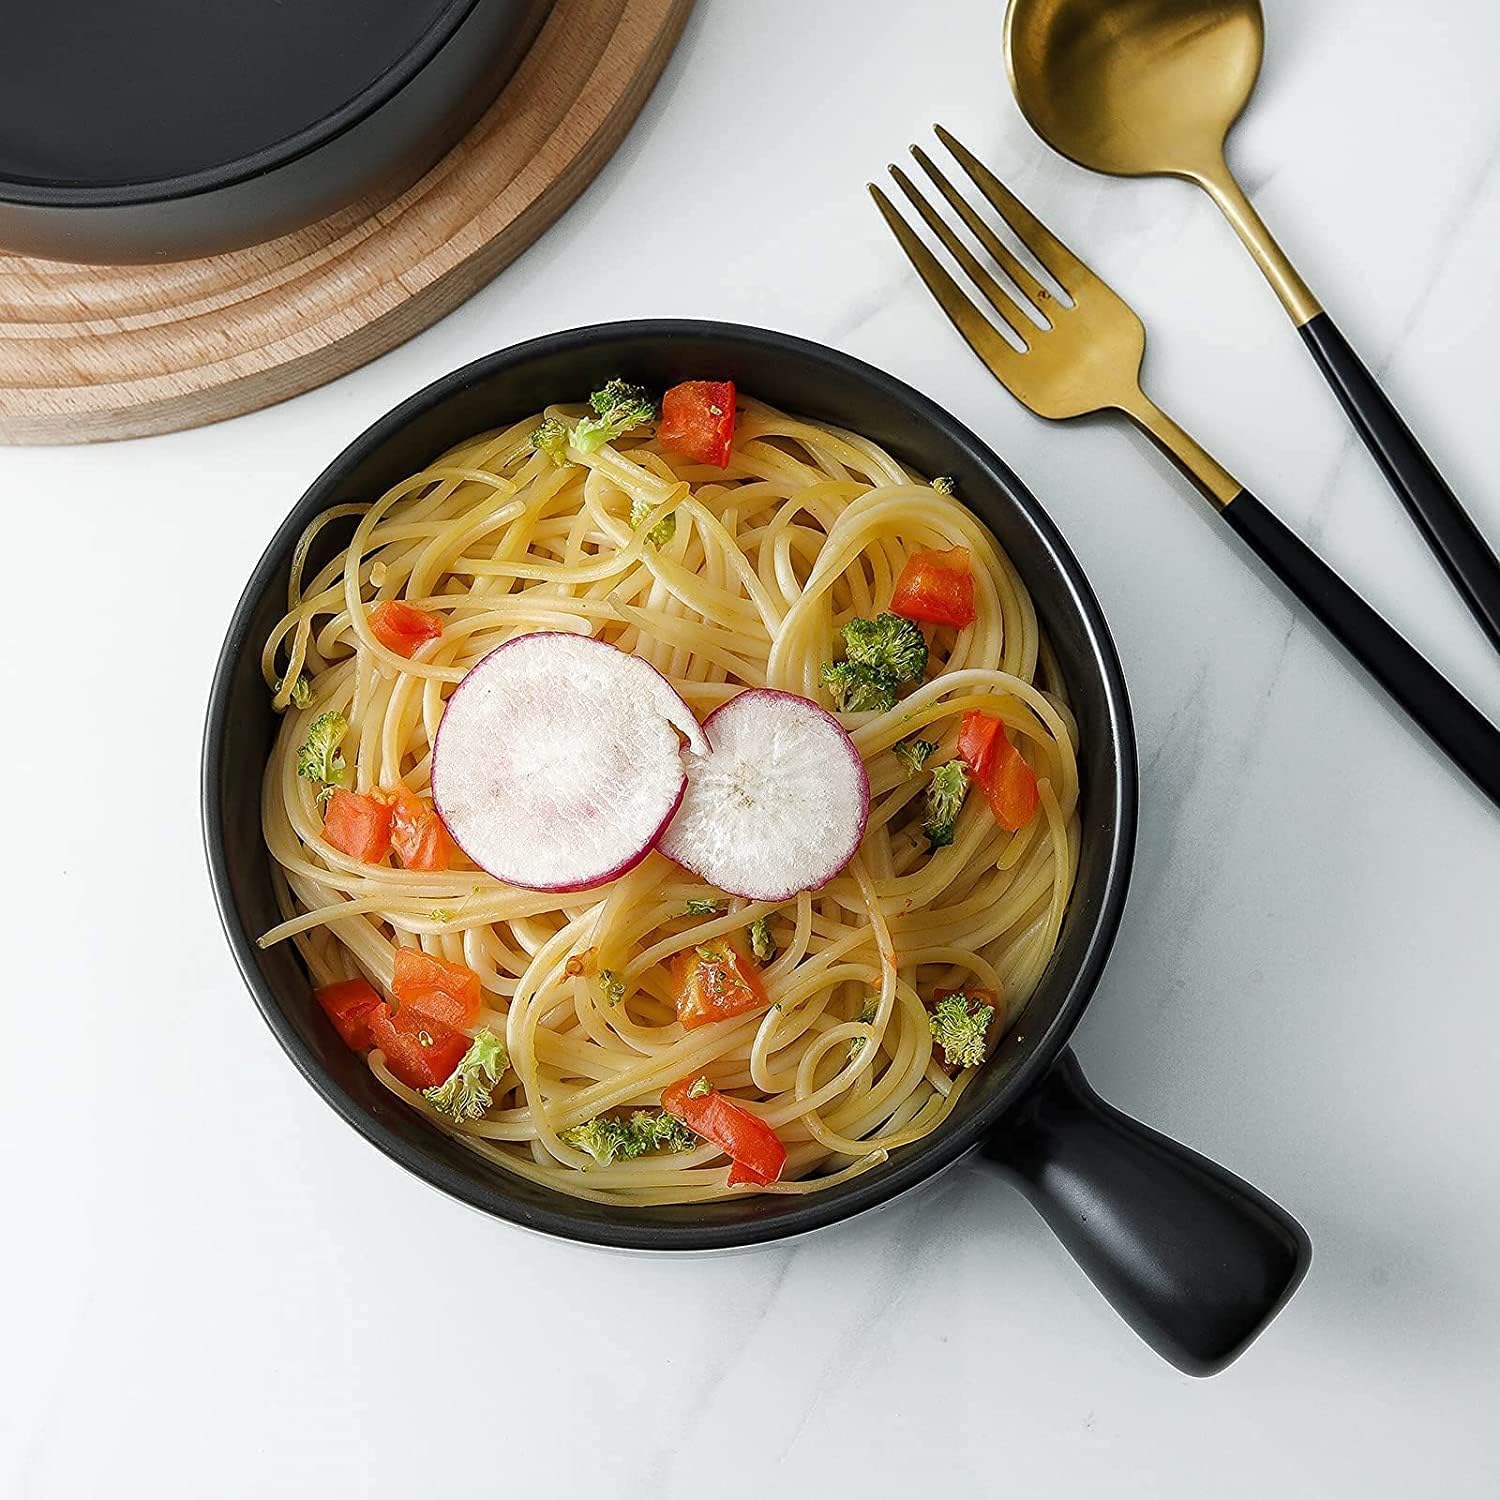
top-left (0, 0), bottom-right (694, 444)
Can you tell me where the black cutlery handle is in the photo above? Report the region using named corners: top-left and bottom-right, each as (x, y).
top-left (1223, 490), bottom-right (1500, 809)
top-left (1300, 312), bottom-right (1500, 653)
top-left (980, 1050), bottom-right (1311, 1377)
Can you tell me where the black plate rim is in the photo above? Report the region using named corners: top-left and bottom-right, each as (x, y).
top-left (202, 318), bottom-right (1138, 1251)
top-left (0, 0), bottom-right (481, 206)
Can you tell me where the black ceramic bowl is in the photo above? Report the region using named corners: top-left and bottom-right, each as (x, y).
top-left (204, 321), bottom-right (1309, 1374)
top-left (0, 0), bottom-right (551, 263)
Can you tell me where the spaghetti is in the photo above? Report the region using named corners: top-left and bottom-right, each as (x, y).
top-left (259, 392), bottom-right (1081, 1204)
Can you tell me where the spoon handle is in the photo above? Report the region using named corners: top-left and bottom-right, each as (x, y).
top-left (1200, 166), bottom-right (1500, 652)
top-left (1299, 312), bottom-right (1500, 655)
top-left (1223, 488), bottom-right (1500, 810)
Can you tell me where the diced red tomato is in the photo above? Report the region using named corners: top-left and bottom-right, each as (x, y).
top-left (368, 1004), bottom-right (469, 1090)
top-left (658, 380), bottom-right (737, 468)
top-left (725, 1158), bottom-right (771, 1188)
top-left (322, 789), bottom-right (394, 863)
top-left (671, 940), bottom-right (768, 1030)
top-left (890, 546), bottom-right (976, 629)
top-left (369, 599), bottom-right (444, 658)
top-left (392, 948), bottom-right (483, 1029)
top-left (957, 709), bottom-right (1004, 782)
top-left (662, 1077), bottom-right (787, 1186)
top-left (315, 977), bottom-right (385, 1049)
top-left (379, 784), bottom-right (453, 872)
top-left (985, 734), bottom-right (1040, 831)
top-left (955, 711), bottom-right (1039, 832)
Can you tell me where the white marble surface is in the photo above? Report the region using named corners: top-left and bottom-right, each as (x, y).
top-left (5, 0), bottom-right (1500, 1493)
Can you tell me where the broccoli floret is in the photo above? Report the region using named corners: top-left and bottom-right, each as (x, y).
top-left (296, 711), bottom-right (348, 794)
top-left (630, 494), bottom-right (677, 549)
top-left (849, 998), bottom-right (880, 1060)
top-left (684, 898), bottom-right (727, 916)
top-left (561, 1116), bottom-right (635, 1165)
top-left (929, 991), bottom-right (995, 1069)
top-left (823, 613), bottom-right (927, 713)
top-left (923, 760), bottom-right (970, 851)
top-left (687, 1074), bottom-right (713, 1099)
top-left (626, 1109), bottom-right (697, 1153)
top-left (422, 1029), bottom-right (508, 1122)
top-left (748, 916), bottom-right (777, 964)
top-left (275, 672), bottom-right (313, 709)
top-left (893, 738), bottom-right (938, 778)
top-left (931, 475), bottom-right (957, 497)
top-left (563, 1108), bottom-right (696, 1164)
top-left (840, 612), bottom-right (928, 684)
top-left (597, 969), bottom-right (626, 1006)
top-left (821, 660), bottom-right (898, 714)
top-left (530, 415), bottom-right (571, 466)
top-left (573, 379), bottom-right (657, 453)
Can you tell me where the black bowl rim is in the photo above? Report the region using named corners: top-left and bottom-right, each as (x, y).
top-left (202, 318), bottom-right (1138, 1250)
top-left (0, 0), bottom-right (481, 206)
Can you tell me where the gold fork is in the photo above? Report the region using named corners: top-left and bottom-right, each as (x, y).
top-left (871, 127), bottom-right (1500, 810)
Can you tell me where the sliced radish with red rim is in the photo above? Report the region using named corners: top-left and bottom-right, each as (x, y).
top-left (432, 633), bottom-right (707, 892)
top-left (657, 689), bottom-right (870, 901)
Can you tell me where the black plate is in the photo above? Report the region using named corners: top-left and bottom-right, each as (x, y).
top-left (0, 0), bottom-right (551, 262)
top-left (203, 322), bottom-right (1309, 1373)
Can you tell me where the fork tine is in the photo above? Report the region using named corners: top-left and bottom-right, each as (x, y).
top-left (908, 145), bottom-right (1051, 315)
top-left (888, 165), bottom-right (1033, 344)
top-left (933, 124), bottom-right (1093, 297)
top-left (868, 183), bottom-right (1023, 380)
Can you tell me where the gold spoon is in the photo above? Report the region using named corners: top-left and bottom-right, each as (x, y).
top-left (1004, 0), bottom-right (1500, 654)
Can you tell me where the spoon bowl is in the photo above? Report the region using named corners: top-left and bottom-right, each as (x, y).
top-left (1003, 0), bottom-right (1500, 737)
top-left (1005, 0), bottom-right (1264, 180)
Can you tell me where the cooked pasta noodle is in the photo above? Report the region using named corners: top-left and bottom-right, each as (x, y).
top-left (259, 396), bottom-right (1081, 1204)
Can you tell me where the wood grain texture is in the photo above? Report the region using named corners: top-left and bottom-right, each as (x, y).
top-left (0, 0), bottom-right (694, 444)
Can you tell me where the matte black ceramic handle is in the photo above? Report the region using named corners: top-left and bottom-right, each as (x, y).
top-left (1300, 312), bottom-right (1500, 653)
top-left (980, 1051), bottom-right (1310, 1376)
top-left (1223, 489), bottom-right (1500, 811)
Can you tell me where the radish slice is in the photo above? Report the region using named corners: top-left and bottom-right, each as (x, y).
top-left (432, 633), bottom-right (708, 892)
top-left (658, 689), bottom-right (870, 901)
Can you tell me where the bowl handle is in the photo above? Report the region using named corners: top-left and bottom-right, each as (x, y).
top-left (978, 1049), bottom-right (1310, 1375)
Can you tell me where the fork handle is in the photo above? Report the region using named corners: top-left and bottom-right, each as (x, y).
top-left (1299, 313), bottom-right (1500, 655)
top-left (1223, 490), bottom-right (1500, 810)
